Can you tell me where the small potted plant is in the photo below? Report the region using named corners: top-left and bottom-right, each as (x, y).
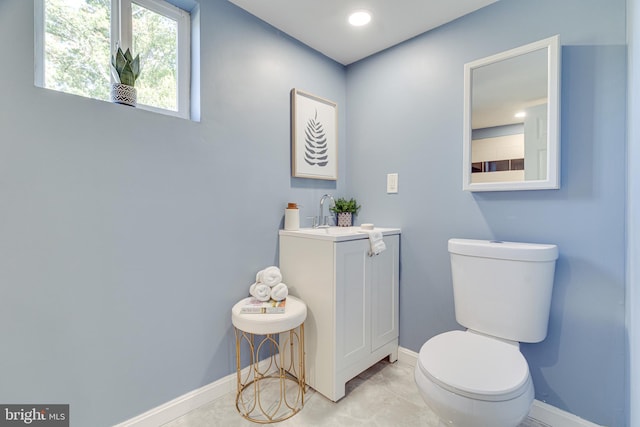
top-left (330, 197), bottom-right (361, 227)
top-left (110, 46), bottom-right (141, 107)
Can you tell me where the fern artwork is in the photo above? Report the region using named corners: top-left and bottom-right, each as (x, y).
top-left (304, 110), bottom-right (329, 167)
top-left (291, 89), bottom-right (338, 180)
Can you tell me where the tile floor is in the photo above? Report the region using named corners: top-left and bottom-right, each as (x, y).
top-left (161, 359), bottom-right (546, 427)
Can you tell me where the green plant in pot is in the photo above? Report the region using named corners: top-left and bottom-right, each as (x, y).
top-left (330, 197), bottom-right (361, 227)
top-left (110, 46), bottom-right (141, 107)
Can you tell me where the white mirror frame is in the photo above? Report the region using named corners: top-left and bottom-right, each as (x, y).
top-left (463, 35), bottom-right (561, 192)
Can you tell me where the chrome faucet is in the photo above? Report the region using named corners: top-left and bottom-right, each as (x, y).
top-left (316, 194), bottom-right (335, 228)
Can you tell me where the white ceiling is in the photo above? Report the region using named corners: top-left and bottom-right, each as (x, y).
top-left (228, 0), bottom-right (498, 65)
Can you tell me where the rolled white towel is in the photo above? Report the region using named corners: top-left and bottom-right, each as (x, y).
top-left (258, 266), bottom-right (283, 287)
top-left (251, 283), bottom-right (271, 302)
top-left (270, 283), bottom-right (288, 302)
top-left (249, 282), bottom-right (258, 296)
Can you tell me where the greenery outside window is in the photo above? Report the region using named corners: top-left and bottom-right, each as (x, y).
top-left (35, 0), bottom-right (191, 119)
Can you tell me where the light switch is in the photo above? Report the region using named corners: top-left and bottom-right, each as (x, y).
top-left (387, 173), bottom-right (398, 193)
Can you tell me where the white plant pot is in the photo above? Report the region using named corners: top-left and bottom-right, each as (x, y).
top-left (111, 83), bottom-right (137, 107)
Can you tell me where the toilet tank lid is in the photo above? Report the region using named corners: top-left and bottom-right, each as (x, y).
top-left (448, 238), bottom-right (558, 262)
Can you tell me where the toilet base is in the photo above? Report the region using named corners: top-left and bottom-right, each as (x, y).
top-left (414, 364), bottom-right (534, 427)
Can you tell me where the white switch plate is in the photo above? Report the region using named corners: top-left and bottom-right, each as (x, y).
top-left (387, 173), bottom-right (398, 193)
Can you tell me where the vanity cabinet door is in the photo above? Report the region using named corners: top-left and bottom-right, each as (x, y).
top-left (335, 234), bottom-right (399, 370)
top-left (371, 234), bottom-right (399, 351)
top-left (335, 239), bottom-right (370, 372)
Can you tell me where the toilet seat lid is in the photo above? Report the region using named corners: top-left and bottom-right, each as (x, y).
top-left (418, 330), bottom-right (530, 401)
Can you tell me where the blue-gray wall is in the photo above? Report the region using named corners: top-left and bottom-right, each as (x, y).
top-left (346, 1), bottom-right (626, 426)
top-left (0, 1), bottom-right (345, 425)
top-left (627, 0), bottom-right (640, 425)
top-left (0, 0), bottom-right (629, 426)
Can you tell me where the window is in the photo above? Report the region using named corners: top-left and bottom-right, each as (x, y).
top-left (35, 0), bottom-right (191, 119)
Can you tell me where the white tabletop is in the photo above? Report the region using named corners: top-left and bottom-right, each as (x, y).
top-left (232, 295), bottom-right (307, 335)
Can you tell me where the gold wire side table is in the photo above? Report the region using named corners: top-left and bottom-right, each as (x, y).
top-left (231, 295), bottom-right (307, 424)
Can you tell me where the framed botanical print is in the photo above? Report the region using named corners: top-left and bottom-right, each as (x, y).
top-left (291, 88), bottom-right (338, 180)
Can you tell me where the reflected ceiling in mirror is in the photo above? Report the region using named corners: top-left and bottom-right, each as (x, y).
top-left (463, 35), bottom-right (560, 192)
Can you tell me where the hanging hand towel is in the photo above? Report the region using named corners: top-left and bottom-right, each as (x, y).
top-left (257, 266), bottom-right (283, 287)
top-left (367, 231), bottom-right (386, 256)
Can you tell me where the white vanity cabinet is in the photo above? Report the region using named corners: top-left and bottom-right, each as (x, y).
top-left (279, 227), bottom-right (400, 401)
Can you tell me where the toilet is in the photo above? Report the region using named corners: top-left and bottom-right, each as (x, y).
top-left (414, 238), bottom-right (558, 427)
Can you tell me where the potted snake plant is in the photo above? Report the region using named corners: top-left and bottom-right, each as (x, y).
top-left (110, 46), bottom-right (141, 107)
top-left (330, 197), bottom-right (361, 227)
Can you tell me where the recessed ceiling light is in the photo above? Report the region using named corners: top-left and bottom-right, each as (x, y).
top-left (514, 111), bottom-right (526, 118)
top-left (348, 10), bottom-right (372, 27)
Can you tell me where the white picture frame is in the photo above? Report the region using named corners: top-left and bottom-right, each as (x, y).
top-left (291, 88), bottom-right (338, 180)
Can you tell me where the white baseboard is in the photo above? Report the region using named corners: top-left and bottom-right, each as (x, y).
top-left (527, 400), bottom-right (604, 427)
top-left (398, 347), bottom-right (603, 427)
top-left (115, 346), bottom-right (603, 427)
top-left (397, 345), bottom-right (420, 366)
top-left (112, 373), bottom-right (235, 427)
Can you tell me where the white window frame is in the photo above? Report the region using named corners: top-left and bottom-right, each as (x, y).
top-left (35, 0), bottom-right (191, 120)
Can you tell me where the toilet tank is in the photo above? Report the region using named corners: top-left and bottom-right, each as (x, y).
top-left (448, 238), bottom-right (558, 343)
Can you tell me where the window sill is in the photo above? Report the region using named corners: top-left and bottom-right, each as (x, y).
top-left (35, 85), bottom-right (199, 123)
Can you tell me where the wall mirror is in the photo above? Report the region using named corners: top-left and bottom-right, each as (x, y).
top-left (463, 35), bottom-right (560, 192)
